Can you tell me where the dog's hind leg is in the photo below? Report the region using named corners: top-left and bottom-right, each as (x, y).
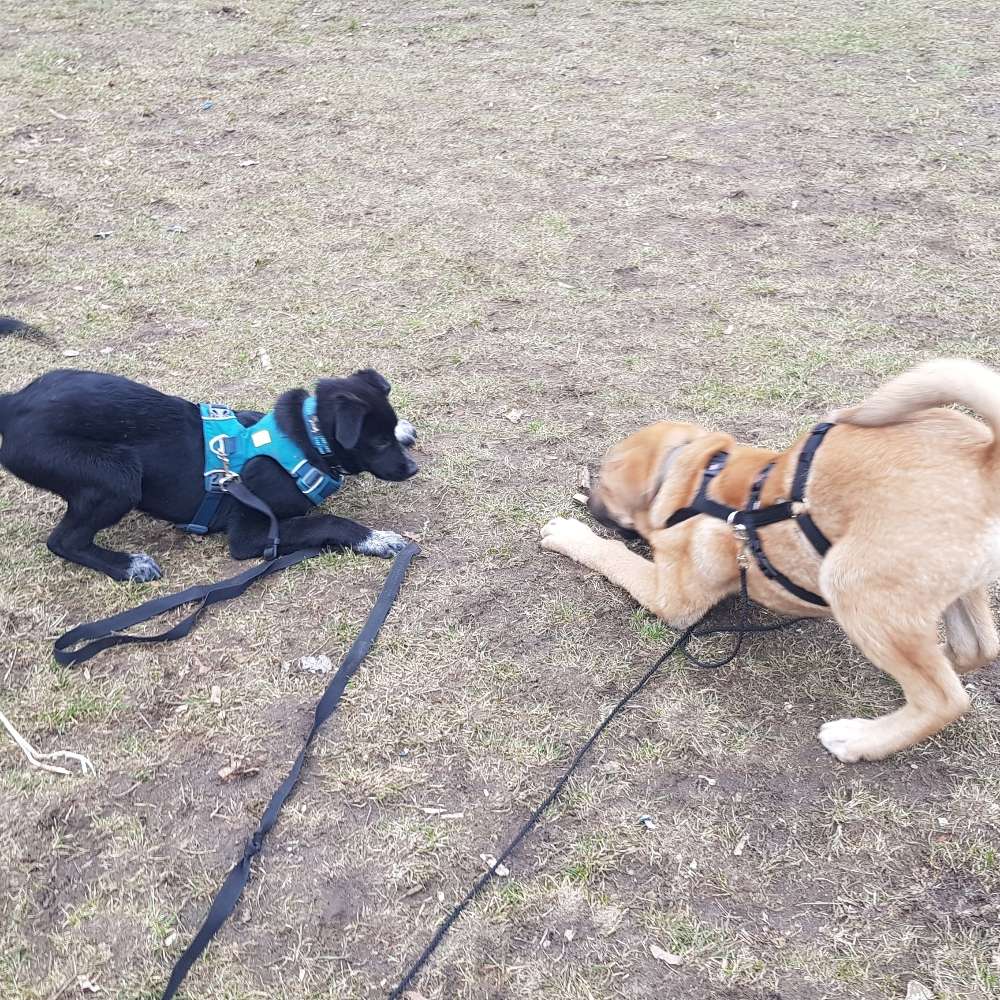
top-left (818, 576), bottom-right (971, 761)
top-left (943, 587), bottom-right (999, 673)
top-left (47, 482), bottom-right (160, 583)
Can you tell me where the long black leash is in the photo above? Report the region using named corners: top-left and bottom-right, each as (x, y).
top-left (387, 568), bottom-right (809, 998)
top-left (161, 541), bottom-right (420, 1000)
top-left (54, 481), bottom-right (303, 666)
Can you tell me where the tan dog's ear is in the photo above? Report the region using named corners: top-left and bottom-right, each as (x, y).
top-left (648, 431), bottom-right (734, 527)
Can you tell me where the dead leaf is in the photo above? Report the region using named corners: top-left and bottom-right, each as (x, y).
top-left (480, 853), bottom-right (510, 876)
top-left (650, 943), bottom-right (683, 966)
top-left (218, 758), bottom-right (262, 781)
top-left (298, 654), bottom-right (333, 674)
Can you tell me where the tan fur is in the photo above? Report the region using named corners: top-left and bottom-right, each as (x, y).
top-left (542, 360), bottom-right (1000, 762)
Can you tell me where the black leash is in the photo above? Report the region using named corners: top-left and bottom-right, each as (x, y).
top-left (387, 568), bottom-right (808, 998)
top-left (54, 481), bottom-right (298, 666)
top-left (161, 541), bottom-right (420, 1000)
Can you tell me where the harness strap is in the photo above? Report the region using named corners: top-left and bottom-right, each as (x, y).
top-left (661, 423), bottom-right (835, 608)
top-left (790, 421), bottom-right (834, 556)
top-left (744, 463), bottom-right (827, 607)
top-left (665, 452), bottom-right (734, 527)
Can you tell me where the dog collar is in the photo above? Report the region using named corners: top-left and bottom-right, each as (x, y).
top-left (302, 395), bottom-right (332, 455)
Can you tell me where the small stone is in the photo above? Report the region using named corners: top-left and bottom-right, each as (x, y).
top-left (209, 685), bottom-right (221, 707)
top-left (63, 349), bottom-right (81, 357)
top-left (905, 981), bottom-right (934, 1000)
top-left (504, 409), bottom-right (523, 424)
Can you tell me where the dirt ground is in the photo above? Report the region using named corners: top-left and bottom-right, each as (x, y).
top-left (2, 2), bottom-right (1000, 998)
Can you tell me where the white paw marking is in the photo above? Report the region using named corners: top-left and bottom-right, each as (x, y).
top-left (356, 529), bottom-right (407, 558)
top-left (540, 516), bottom-right (596, 555)
top-left (395, 419), bottom-right (416, 446)
top-left (818, 718), bottom-right (874, 763)
top-left (126, 553), bottom-right (162, 582)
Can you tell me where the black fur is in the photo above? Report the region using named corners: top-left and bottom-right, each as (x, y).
top-left (0, 315), bottom-right (46, 342)
top-left (0, 365), bottom-right (418, 581)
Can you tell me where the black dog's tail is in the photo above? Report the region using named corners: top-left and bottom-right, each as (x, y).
top-left (0, 316), bottom-right (44, 341)
top-left (0, 317), bottom-right (45, 435)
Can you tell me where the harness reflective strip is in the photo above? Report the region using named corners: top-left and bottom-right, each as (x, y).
top-left (663, 422), bottom-right (835, 607)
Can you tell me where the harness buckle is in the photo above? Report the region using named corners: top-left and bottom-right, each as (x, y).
top-left (298, 466), bottom-right (326, 494)
top-left (206, 469), bottom-right (240, 492)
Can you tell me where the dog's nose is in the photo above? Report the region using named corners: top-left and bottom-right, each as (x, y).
top-left (403, 458), bottom-right (419, 479)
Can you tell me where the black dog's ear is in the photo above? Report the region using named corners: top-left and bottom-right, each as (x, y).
top-left (333, 393), bottom-right (368, 449)
top-left (355, 368), bottom-right (391, 395)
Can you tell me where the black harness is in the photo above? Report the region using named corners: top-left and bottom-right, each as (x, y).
top-left (665, 422), bottom-right (835, 607)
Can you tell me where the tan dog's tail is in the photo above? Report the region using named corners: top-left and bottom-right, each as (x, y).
top-left (834, 359), bottom-right (1000, 452)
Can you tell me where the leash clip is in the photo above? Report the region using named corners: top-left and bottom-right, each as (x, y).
top-left (726, 511), bottom-right (751, 569)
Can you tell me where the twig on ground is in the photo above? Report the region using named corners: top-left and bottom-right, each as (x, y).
top-left (0, 709), bottom-right (95, 776)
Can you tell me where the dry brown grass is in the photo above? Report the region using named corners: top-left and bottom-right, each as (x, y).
top-left (2, 2), bottom-right (999, 998)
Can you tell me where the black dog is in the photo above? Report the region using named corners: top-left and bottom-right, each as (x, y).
top-left (0, 353), bottom-right (418, 582)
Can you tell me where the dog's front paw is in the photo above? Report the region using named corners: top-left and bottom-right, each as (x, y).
top-left (540, 516), bottom-right (597, 559)
top-left (126, 553), bottom-right (162, 583)
top-left (355, 529), bottom-right (408, 558)
top-left (818, 718), bottom-right (880, 763)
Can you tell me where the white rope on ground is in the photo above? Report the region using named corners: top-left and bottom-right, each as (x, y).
top-left (0, 708), bottom-right (94, 776)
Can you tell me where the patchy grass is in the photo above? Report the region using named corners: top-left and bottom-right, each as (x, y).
top-left (2, 1), bottom-right (1000, 999)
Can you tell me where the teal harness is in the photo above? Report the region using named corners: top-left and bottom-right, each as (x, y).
top-left (179, 396), bottom-right (344, 534)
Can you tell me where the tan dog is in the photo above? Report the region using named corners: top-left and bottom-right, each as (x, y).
top-left (541, 359), bottom-right (1000, 762)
